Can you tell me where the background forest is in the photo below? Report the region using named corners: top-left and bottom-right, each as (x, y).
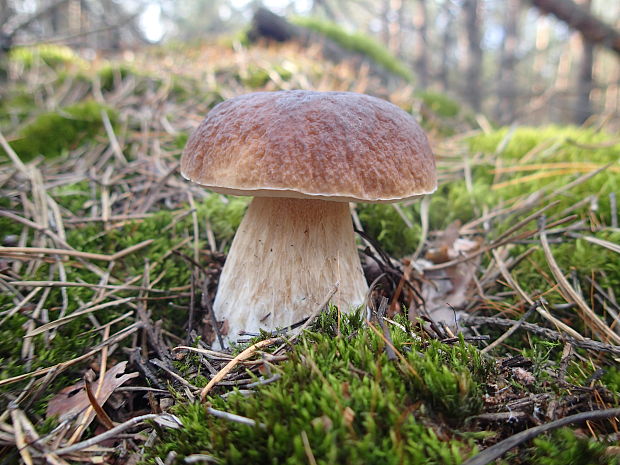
top-left (1, 1), bottom-right (620, 464)
top-left (2, 0), bottom-right (620, 127)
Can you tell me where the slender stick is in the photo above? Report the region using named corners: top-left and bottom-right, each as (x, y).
top-left (462, 408), bottom-right (620, 465)
top-left (199, 338), bottom-right (281, 400)
top-left (51, 414), bottom-right (181, 456)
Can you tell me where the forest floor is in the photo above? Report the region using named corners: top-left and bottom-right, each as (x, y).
top-left (0, 39), bottom-right (619, 465)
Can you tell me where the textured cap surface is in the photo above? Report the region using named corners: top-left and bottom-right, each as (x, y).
top-left (181, 90), bottom-right (436, 202)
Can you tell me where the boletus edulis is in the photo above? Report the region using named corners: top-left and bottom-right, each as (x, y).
top-left (181, 90), bottom-right (436, 347)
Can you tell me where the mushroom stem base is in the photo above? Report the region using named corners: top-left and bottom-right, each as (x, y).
top-left (213, 197), bottom-right (368, 347)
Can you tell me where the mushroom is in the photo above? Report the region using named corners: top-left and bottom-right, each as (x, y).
top-left (181, 90), bottom-right (436, 347)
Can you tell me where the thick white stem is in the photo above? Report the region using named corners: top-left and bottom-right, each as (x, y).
top-left (213, 197), bottom-right (368, 346)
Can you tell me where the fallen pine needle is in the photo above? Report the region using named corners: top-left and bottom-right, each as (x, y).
top-left (206, 406), bottom-right (264, 428)
top-left (198, 338), bottom-right (281, 400)
top-left (462, 407), bottom-right (620, 465)
top-left (0, 239), bottom-right (153, 262)
top-left (51, 414), bottom-right (182, 456)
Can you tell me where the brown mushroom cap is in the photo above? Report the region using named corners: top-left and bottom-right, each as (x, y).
top-left (181, 90), bottom-right (436, 203)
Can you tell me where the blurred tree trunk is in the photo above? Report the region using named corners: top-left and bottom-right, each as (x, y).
top-left (533, 15), bottom-right (550, 77)
top-left (461, 0), bottom-right (483, 112)
top-left (496, 0), bottom-right (521, 123)
top-left (381, 0), bottom-right (390, 47)
top-left (50, 0), bottom-right (70, 35)
top-left (412, 0), bottom-right (428, 88)
top-left (388, 0), bottom-right (404, 56)
top-left (0, 0), bottom-right (12, 52)
top-left (0, 0), bottom-right (11, 25)
top-left (553, 32), bottom-right (578, 123)
top-left (575, 0), bottom-right (594, 124)
top-left (311, 0), bottom-right (337, 20)
top-left (528, 0), bottom-right (620, 55)
top-left (0, 0), bottom-right (10, 80)
top-left (439, 0), bottom-right (455, 92)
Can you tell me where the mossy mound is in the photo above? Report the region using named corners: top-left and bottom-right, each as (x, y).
top-left (0, 87), bottom-right (36, 128)
top-left (528, 428), bottom-right (619, 465)
top-left (418, 90), bottom-right (461, 118)
top-left (292, 17), bottom-right (413, 81)
top-left (238, 63), bottom-right (293, 89)
top-left (9, 44), bottom-right (86, 70)
top-left (148, 312), bottom-right (492, 464)
top-left (3, 101), bottom-right (117, 161)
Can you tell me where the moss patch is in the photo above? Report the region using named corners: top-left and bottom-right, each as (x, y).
top-left (528, 428), bottom-right (619, 465)
top-left (3, 101), bottom-right (117, 161)
top-left (293, 17), bottom-right (413, 81)
top-left (9, 44), bottom-right (86, 70)
top-left (418, 90), bottom-right (461, 118)
top-left (359, 126), bottom-right (619, 258)
top-left (148, 312), bottom-right (492, 464)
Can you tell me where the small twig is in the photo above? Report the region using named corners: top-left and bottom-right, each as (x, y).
top-left (150, 358), bottom-right (198, 389)
top-left (289, 283), bottom-right (339, 342)
top-left (51, 414), bottom-right (182, 456)
top-left (183, 454), bottom-right (220, 464)
top-left (10, 409), bottom-right (34, 465)
top-left (199, 338), bottom-right (281, 400)
top-left (139, 162), bottom-right (180, 214)
top-left (8, 280), bottom-right (170, 294)
top-left (0, 239), bottom-right (153, 262)
top-left (0, 131), bottom-right (29, 177)
top-left (63, 213), bottom-right (152, 224)
top-left (376, 297), bottom-right (397, 361)
top-left (462, 315), bottom-right (620, 356)
top-left (101, 110), bottom-right (127, 165)
top-left (202, 279), bottom-right (224, 350)
top-left (426, 214), bottom-right (577, 271)
top-left (539, 216), bottom-right (620, 345)
top-left (462, 408), bottom-right (620, 465)
top-left (244, 374), bottom-right (282, 388)
top-left (25, 297), bottom-right (134, 337)
top-left (301, 430), bottom-right (318, 465)
top-left (482, 302), bottom-right (537, 354)
top-left (412, 195), bottom-right (430, 260)
top-left (206, 406), bottom-right (263, 428)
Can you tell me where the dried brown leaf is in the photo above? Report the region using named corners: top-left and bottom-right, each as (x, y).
top-left (46, 361), bottom-right (138, 422)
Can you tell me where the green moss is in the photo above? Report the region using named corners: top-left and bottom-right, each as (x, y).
top-left (515, 230), bottom-right (620, 293)
top-left (292, 17), bottom-right (413, 81)
top-left (601, 367), bottom-right (620, 394)
top-left (418, 91), bottom-right (461, 118)
top-left (0, 193), bottom-right (249, 413)
top-left (147, 311), bottom-right (492, 464)
top-left (172, 132), bottom-right (189, 151)
top-left (357, 203), bottom-right (422, 257)
top-left (0, 88), bottom-right (36, 128)
top-left (528, 428), bottom-right (619, 465)
top-left (195, 195), bottom-right (249, 246)
top-left (466, 127), bottom-right (619, 224)
top-left (238, 64), bottom-right (293, 89)
top-left (9, 44), bottom-right (86, 70)
top-left (469, 126), bottom-right (620, 213)
top-left (97, 63), bottom-right (137, 92)
top-left (0, 196), bottom-right (22, 241)
top-left (50, 181), bottom-right (91, 214)
top-left (97, 63), bottom-right (164, 95)
top-left (4, 101), bottom-right (117, 161)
